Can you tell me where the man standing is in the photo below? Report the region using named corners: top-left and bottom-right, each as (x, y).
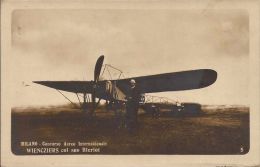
top-left (125, 79), bottom-right (140, 133)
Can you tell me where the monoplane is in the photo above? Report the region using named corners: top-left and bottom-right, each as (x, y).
top-left (34, 55), bottom-right (217, 115)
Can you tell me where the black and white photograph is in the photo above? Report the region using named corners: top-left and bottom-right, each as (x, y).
top-left (1, 0), bottom-right (259, 166)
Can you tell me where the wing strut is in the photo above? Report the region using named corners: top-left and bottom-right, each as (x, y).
top-left (76, 93), bottom-right (82, 108)
top-left (56, 89), bottom-right (78, 108)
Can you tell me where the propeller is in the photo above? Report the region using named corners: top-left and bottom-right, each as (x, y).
top-left (94, 55), bottom-right (104, 83)
top-left (91, 55), bottom-right (104, 113)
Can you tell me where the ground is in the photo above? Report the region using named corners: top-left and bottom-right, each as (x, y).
top-left (11, 105), bottom-right (249, 155)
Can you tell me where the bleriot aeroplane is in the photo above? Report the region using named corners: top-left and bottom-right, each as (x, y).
top-left (34, 55), bottom-right (217, 115)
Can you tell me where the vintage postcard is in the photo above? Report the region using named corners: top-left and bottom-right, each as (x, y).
top-left (1, 0), bottom-right (259, 166)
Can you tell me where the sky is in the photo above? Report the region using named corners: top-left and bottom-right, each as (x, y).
top-left (10, 9), bottom-right (249, 107)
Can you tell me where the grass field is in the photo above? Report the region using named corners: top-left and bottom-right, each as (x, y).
top-left (11, 105), bottom-right (249, 155)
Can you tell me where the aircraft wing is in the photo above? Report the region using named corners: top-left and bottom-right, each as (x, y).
top-left (33, 81), bottom-right (123, 100)
top-left (33, 81), bottom-right (95, 93)
top-left (34, 69), bottom-right (217, 98)
top-left (115, 69), bottom-right (217, 94)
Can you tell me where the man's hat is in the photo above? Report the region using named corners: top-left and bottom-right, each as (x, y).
top-left (130, 79), bottom-right (136, 84)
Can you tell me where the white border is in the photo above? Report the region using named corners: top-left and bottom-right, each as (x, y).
top-left (1, 0), bottom-right (259, 166)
